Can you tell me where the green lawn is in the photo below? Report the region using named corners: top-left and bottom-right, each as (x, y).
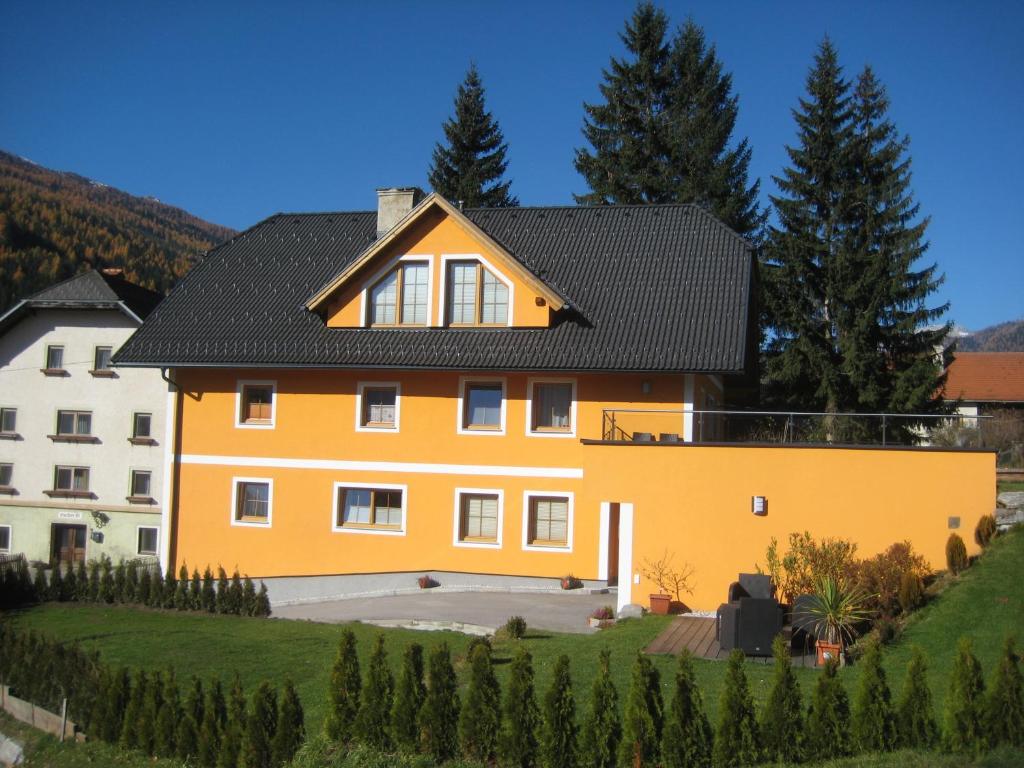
top-left (998, 480), bottom-right (1024, 493)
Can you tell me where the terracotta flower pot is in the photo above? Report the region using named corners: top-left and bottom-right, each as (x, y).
top-left (649, 593), bottom-right (671, 615)
top-left (816, 640), bottom-right (842, 666)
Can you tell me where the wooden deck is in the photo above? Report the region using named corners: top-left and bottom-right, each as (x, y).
top-left (644, 615), bottom-right (817, 666)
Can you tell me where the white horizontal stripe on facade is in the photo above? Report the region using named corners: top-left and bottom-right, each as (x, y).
top-left (179, 454), bottom-right (584, 480)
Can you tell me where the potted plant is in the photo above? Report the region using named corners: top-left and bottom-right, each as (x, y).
top-left (588, 605), bottom-right (615, 628)
top-left (560, 573), bottom-right (583, 590)
top-left (797, 575), bottom-right (871, 666)
top-left (417, 574), bottom-right (438, 589)
top-left (641, 551), bottom-right (695, 615)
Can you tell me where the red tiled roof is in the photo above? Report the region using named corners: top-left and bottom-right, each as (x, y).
top-left (943, 352), bottom-right (1024, 403)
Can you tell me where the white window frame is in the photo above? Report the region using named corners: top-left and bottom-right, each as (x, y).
top-left (355, 381), bottom-right (402, 432)
top-left (521, 490), bottom-right (574, 553)
top-left (136, 525), bottom-right (159, 556)
top-left (439, 254), bottom-right (515, 328)
top-left (331, 481), bottom-right (407, 537)
top-left (457, 376), bottom-right (507, 436)
top-left (234, 379), bottom-right (277, 429)
top-left (525, 377), bottom-right (578, 438)
top-left (452, 487), bottom-right (504, 549)
top-left (0, 524), bottom-right (10, 554)
top-left (230, 476), bottom-right (274, 528)
top-left (359, 254), bottom-right (434, 328)
top-left (132, 411), bottom-right (153, 439)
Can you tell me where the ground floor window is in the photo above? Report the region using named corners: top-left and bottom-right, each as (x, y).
top-left (232, 478), bottom-right (272, 526)
top-left (333, 484), bottom-right (405, 534)
top-left (524, 493), bottom-right (572, 549)
top-left (456, 491), bottom-right (501, 545)
top-left (137, 526), bottom-right (159, 556)
top-left (0, 525), bottom-right (10, 553)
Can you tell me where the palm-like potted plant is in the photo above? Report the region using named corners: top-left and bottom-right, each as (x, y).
top-left (797, 575), bottom-right (871, 666)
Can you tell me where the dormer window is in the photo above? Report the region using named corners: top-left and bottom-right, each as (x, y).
top-left (447, 261), bottom-right (508, 326)
top-left (369, 262), bottom-right (428, 326)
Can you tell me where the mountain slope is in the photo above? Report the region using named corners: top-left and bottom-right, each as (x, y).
top-left (958, 319), bottom-right (1024, 352)
top-left (0, 150), bottom-right (234, 311)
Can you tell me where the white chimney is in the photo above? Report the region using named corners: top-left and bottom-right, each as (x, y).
top-left (376, 187), bottom-right (425, 238)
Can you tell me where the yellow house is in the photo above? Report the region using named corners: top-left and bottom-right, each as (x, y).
top-left (115, 189), bottom-right (994, 612)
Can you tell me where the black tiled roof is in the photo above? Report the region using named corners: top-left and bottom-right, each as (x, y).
top-left (0, 270), bottom-right (163, 334)
top-left (114, 204), bottom-right (753, 373)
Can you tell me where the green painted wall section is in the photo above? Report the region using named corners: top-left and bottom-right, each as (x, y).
top-left (0, 504), bottom-right (161, 564)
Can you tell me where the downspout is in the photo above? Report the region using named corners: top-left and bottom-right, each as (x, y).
top-left (158, 368), bottom-right (183, 574)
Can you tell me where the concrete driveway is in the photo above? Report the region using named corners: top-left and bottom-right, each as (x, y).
top-left (272, 590), bottom-right (616, 635)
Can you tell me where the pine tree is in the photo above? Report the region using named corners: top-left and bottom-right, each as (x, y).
top-left (88, 559), bottom-right (101, 601)
top-left (125, 560), bottom-right (139, 602)
top-left (242, 576), bottom-right (257, 615)
top-left (98, 559), bottom-right (115, 603)
top-left (174, 564), bottom-right (189, 609)
top-left (428, 63), bottom-right (517, 208)
top-left (190, 567), bottom-right (202, 609)
top-left (176, 714), bottom-right (200, 761)
top-left (49, 562), bottom-right (65, 601)
top-left (154, 671), bottom-right (180, 757)
top-left (619, 651), bottom-right (663, 767)
top-left (581, 650), bottom-right (621, 768)
top-left (324, 629), bottom-right (361, 743)
top-left (759, 636), bottom-right (803, 763)
top-left (149, 567), bottom-right (164, 607)
top-left (271, 679), bottom-right (305, 767)
top-left (255, 582), bottom-right (271, 617)
top-left (541, 655), bottom-right (577, 768)
top-left (184, 676), bottom-right (204, 727)
top-left (895, 646), bottom-right (938, 749)
top-left (217, 675), bottom-right (247, 768)
top-left (805, 658), bottom-right (851, 761)
top-left (985, 636), bottom-right (1024, 748)
top-left (356, 634), bottom-right (394, 750)
top-left (227, 570), bottom-right (244, 615)
top-left (712, 649), bottom-right (759, 767)
top-left (120, 669), bottom-right (148, 749)
top-left (460, 642), bottom-right (501, 762)
top-left (239, 681), bottom-right (278, 768)
top-left (419, 642), bottom-right (460, 763)
top-left (499, 644), bottom-right (540, 768)
top-left (104, 667), bottom-right (131, 743)
top-left (391, 642), bottom-right (427, 753)
top-left (162, 564), bottom-right (176, 608)
top-left (74, 560), bottom-right (89, 601)
top-left (138, 670), bottom-right (165, 755)
top-left (215, 566), bottom-right (230, 613)
top-left (87, 667), bottom-right (112, 740)
top-left (32, 566), bottom-right (48, 602)
top-left (661, 650), bottom-right (711, 768)
top-left (852, 639), bottom-right (896, 752)
top-left (113, 560), bottom-right (127, 602)
top-left (764, 41), bottom-right (947, 425)
top-left (945, 637), bottom-right (986, 754)
top-left (63, 561), bottom-right (78, 601)
top-left (137, 567), bottom-right (152, 605)
top-left (201, 566), bottom-right (216, 612)
top-left (198, 680), bottom-right (225, 767)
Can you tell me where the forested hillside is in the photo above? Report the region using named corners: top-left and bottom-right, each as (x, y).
top-left (959, 319), bottom-right (1024, 352)
top-left (0, 150), bottom-right (234, 311)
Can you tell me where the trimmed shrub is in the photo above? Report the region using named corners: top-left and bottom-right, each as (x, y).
top-left (239, 681), bottom-right (278, 768)
top-left (419, 643), bottom-right (460, 763)
top-left (227, 570), bottom-right (244, 614)
top-left (255, 582), bottom-right (272, 617)
top-left (32, 566), bottom-right (48, 602)
top-left (186, 677), bottom-right (205, 725)
top-left (88, 560), bottom-right (101, 601)
top-left (759, 636), bottom-right (803, 764)
top-left (215, 567), bottom-right (230, 614)
top-left (63, 562), bottom-right (77, 601)
top-left (138, 670), bottom-right (164, 754)
top-left (198, 680), bottom-right (224, 767)
top-left (356, 635), bottom-right (394, 750)
top-left (391, 642), bottom-right (426, 753)
top-left (580, 650), bottom-right (620, 768)
top-left (805, 658), bottom-right (851, 761)
top-left (985, 636), bottom-right (1024, 748)
top-left (119, 669), bottom-right (148, 749)
top-left (713, 649), bottom-right (758, 768)
top-left (103, 667), bottom-right (131, 743)
top-left (945, 637), bottom-right (986, 754)
top-left (975, 514), bottom-right (997, 548)
top-left (271, 679), bottom-right (306, 767)
top-left (217, 675), bottom-right (247, 768)
top-left (149, 568), bottom-right (164, 607)
top-left (137, 567), bottom-right (152, 605)
top-left (125, 561), bottom-right (139, 602)
top-left (505, 615), bottom-right (527, 640)
top-left (324, 629), bottom-right (361, 744)
top-left (242, 576), bottom-right (257, 615)
top-left (113, 561), bottom-right (127, 602)
top-left (896, 646), bottom-right (938, 749)
top-left (189, 567), bottom-right (202, 610)
top-left (459, 642), bottom-right (501, 763)
top-left (154, 672), bottom-right (181, 757)
top-left (661, 650), bottom-right (711, 768)
top-left (541, 654), bottom-right (577, 768)
top-left (500, 644), bottom-right (540, 768)
top-left (201, 566), bottom-right (217, 612)
top-left (898, 570), bottom-right (925, 614)
top-left (162, 565), bottom-right (177, 608)
top-left (852, 639), bottom-right (896, 752)
top-left (176, 714), bottom-right (199, 761)
top-left (49, 562), bottom-right (65, 602)
top-left (946, 533), bottom-right (969, 575)
top-left (74, 560), bottom-right (89, 601)
top-left (174, 565), bottom-right (190, 609)
top-left (620, 650), bottom-right (664, 768)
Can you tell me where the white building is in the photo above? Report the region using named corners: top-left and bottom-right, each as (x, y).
top-left (0, 269), bottom-right (168, 566)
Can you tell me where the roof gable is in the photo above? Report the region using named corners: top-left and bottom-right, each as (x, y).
top-left (944, 352), bottom-right (1024, 403)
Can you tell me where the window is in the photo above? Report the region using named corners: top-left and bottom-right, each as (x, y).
top-left (523, 493), bottom-right (573, 550)
top-left (56, 410), bottom-right (92, 437)
top-left (333, 483), bottom-right (406, 535)
top-left (455, 490), bottom-right (502, 547)
top-left (446, 261), bottom-right (509, 326)
top-left (0, 463), bottom-right (12, 488)
top-left (460, 379), bottom-right (505, 434)
top-left (129, 470), bottom-right (153, 501)
top-left (91, 346), bottom-right (113, 374)
top-left (137, 526), bottom-right (158, 556)
top-left (131, 412), bottom-right (154, 443)
top-left (45, 345), bottom-right (65, 370)
top-left (0, 525), bottom-right (9, 554)
top-left (369, 261), bottom-right (428, 326)
top-left (529, 380), bottom-right (575, 435)
top-left (53, 466), bottom-right (90, 493)
top-left (357, 384), bottom-right (399, 430)
top-left (236, 381), bottom-right (276, 428)
top-left (0, 408), bottom-right (16, 436)
top-left (232, 479), bottom-right (272, 526)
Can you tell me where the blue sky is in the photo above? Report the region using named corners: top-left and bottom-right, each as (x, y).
top-left (1, 1), bottom-right (1021, 331)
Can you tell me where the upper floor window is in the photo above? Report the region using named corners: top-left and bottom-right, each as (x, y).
top-left (357, 383), bottom-right (399, 431)
top-left (0, 463), bottom-right (12, 490)
top-left (91, 346), bottom-right (115, 376)
top-left (130, 412), bottom-right (155, 444)
top-left (459, 379), bottom-right (506, 435)
top-left (54, 410), bottom-right (94, 441)
top-left (43, 345), bottom-right (67, 375)
top-left (370, 261), bottom-right (428, 326)
top-left (52, 466), bottom-right (90, 496)
top-left (0, 408), bottom-right (16, 437)
top-left (128, 470), bottom-right (153, 502)
top-left (447, 261), bottom-right (508, 326)
top-left (0, 525), bottom-right (10, 553)
top-left (236, 381), bottom-right (276, 428)
top-left (529, 381), bottom-right (575, 435)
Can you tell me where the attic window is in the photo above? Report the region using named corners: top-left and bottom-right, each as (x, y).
top-left (447, 261), bottom-right (508, 326)
top-left (369, 262), bottom-right (428, 326)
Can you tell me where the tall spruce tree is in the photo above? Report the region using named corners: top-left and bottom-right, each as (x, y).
top-left (355, 634), bottom-right (394, 751)
top-left (764, 40), bottom-right (947, 427)
top-left (499, 645), bottom-right (540, 768)
top-left (619, 651), bottom-right (664, 767)
top-left (541, 655), bottom-right (578, 768)
top-left (944, 637), bottom-right (986, 754)
top-left (852, 639), bottom-right (896, 752)
top-left (805, 658), bottom-right (852, 761)
top-left (661, 650), bottom-right (712, 768)
top-left (712, 649), bottom-right (758, 768)
top-left (239, 681), bottom-right (277, 768)
top-left (271, 679), bottom-right (306, 767)
top-left (895, 646), bottom-right (938, 749)
top-left (391, 642), bottom-right (426, 752)
top-left (428, 63), bottom-right (517, 208)
top-left (580, 650), bottom-right (621, 768)
top-left (217, 675), bottom-right (247, 768)
top-left (324, 629), bottom-right (361, 744)
top-left (575, 7), bottom-right (763, 238)
top-left (759, 636), bottom-right (803, 763)
top-left (419, 643), bottom-right (460, 763)
top-left (459, 642), bottom-right (501, 763)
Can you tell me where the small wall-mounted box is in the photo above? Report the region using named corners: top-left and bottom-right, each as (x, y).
top-left (752, 496), bottom-right (767, 516)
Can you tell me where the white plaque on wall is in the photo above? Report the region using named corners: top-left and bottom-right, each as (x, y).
top-left (57, 511), bottom-right (83, 521)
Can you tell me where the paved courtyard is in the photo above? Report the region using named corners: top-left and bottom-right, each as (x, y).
top-left (273, 590), bottom-right (616, 635)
